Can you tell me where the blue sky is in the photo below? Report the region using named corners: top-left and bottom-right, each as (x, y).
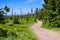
top-left (0, 0), bottom-right (44, 15)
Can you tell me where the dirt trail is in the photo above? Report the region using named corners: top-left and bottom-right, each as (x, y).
top-left (31, 21), bottom-right (60, 40)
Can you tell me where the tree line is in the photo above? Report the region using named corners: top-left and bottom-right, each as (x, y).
top-left (0, 6), bottom-right (40, 24)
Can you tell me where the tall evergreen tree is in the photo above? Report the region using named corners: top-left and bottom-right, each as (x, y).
top-left (12, 9), bottom-right (13, 17)
top-left (0, 6), bottom-right (10, 24)
top-left (39, 0), bottom-right (60, 27)
top-left (31, 8), bottom-right (33, 14)
top-left (31, 8), bottom-right (33, 18)
top-left (4, 6), bottom-right (10, 17)
top-left (35, 8), bottom-right (39, 19)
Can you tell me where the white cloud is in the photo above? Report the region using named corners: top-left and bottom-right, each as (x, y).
top-left (25, 0), bottom-right (34, 3)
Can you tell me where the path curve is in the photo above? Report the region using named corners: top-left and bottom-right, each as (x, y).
top-left (31, 21), bottom-right (60, 40)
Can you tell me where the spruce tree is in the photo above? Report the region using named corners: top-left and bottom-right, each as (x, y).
top-left (39, 0), bottom-right (60, 27)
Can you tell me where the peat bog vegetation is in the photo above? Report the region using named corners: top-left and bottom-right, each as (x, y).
top-left (0, 5), bottom-right (37, 40)
top-left (0, 23), bottom-right (37, 40)
top-left (0, 15), bottom-right (37, 40)
top-left (0, 0), bottom-right (60, 40)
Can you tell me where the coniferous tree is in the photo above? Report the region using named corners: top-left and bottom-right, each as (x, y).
top-left (34, 8), bottom-right (39, 21)
top-left (12, 9), bottom-right (13, 17)
top-left (30, 8), bottom-right (33, 18)
top-left (13, 12), bottom-right (20, 24)
top-left (4, 6), bottom-right (10, 23)
top-left (39, 0), bottom-right (60, 27)
top-left (0, 6), bottom-right (10, 24)
top-left (0, 10), bottom-right (5, 24)
top-left (31, 8), bottom-right (33, 14)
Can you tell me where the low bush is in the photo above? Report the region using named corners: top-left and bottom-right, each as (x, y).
top-left (0, 28), bottom-right (7, 37)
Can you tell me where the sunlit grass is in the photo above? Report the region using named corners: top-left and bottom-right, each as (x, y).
top-left (0, 23), bottom-right (37, 40)
top-left (48, 28), bottom-right (60, 32)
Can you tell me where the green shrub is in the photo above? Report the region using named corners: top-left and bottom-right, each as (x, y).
top-left (0, 28), bottom-right (7, 37)
top-left (8, 32), bottom-right (17, 38)
top-left (13, 16), bottom-right (20, 24)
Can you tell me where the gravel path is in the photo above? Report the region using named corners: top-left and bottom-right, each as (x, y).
top-left (31, 21), bottom-right (60, 40)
